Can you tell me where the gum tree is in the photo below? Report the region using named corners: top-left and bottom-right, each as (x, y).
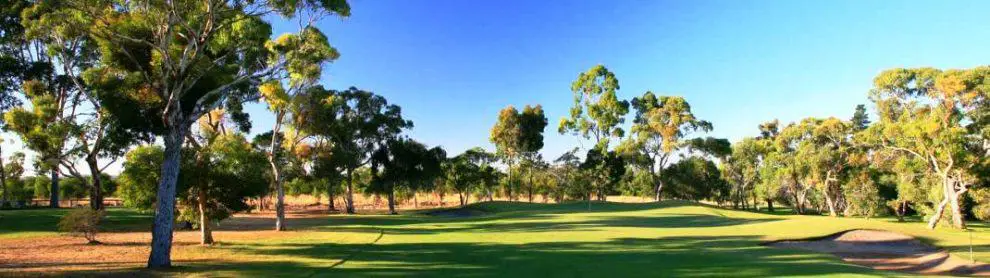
top-left (490, 104), bottom-right (546, 201)
top-left (558, 65), bottom-right (629, 204)
top-left (49, 0), bottom-right (351, 267)
top-left (624, 92), bottom-right (711, 201)
top-left (863, 67), bottom-right (987, 229)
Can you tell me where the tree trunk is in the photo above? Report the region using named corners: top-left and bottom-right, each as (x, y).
top-left (50, 169), bottom-right (59, 208)
top-left (766, 198), bottom-right (774, 212)
top-left (327, 188), bottom-right (336, 212)
top-left (198, 190), bottom-right (213, 245)
top-left (458, 192), bottom-right (465, 206)
top-left (948, 181), bottom-right (967, 229)
top-left (823, 183), bottom-right (837, 217)
top-left (148, 124), bottom-right (185, 268)
top-left (345, 170), bottom-right (355, 214)
top-left (927, 197), bottom-right (949, 230)
top-left (528, 173), bottom-right (533, 203)
top-left (654, 181), bottom-right (663, 202)
top-left (387, 188), bottom-right (397, 215)
top-left (86, 156), bottom-right (104, 210)
top-left (270, 163), bottom-right (285, 231)
top-left (0, 144), bottom-right (7, 208)
top-left (507, 167), bottom-right (513, 202)
top-left (895, 201), bottom-right (907, 222)
top-left (586, 191), bottom-right (592, 211)
top-left (414, 194), bottom-right (419, 209)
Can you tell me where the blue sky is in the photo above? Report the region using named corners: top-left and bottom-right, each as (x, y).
top-left (251, 0), bottom-right (990, 160)
top-left (8, 0), bottom-right (990, 174)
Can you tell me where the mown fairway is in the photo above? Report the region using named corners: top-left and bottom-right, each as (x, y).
top-left (1, 201), bottom-right (988, 277)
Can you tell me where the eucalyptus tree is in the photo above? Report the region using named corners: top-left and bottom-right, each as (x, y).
top-left (184, 109), bottom-right (268, 244)
top-left (863, 67), bottom-right (988, 229)
top-left (490, 105), bottom-right (547, 201)
top-left (463, 147), bottom-right (498, 201)
top-left (0, 2), bottom-right (31, 208)
top-left (723, 138), bottom-right (765, 210)
top-left (368, 138), bottom-right (444, 214)
top-left (310, 87), bottom-right (410, 214)
top-left (260, 25), bottom-right (340, 230)
top-left (559, 65), bottom-right (629, 205)
top-left (788, 117), bottom-right (859, 216)
top-left (18, 1), bottom-right (147, 210)
top-left (443, 153), bottom-right (479, 206)
top-left (624, 92), bottom-right (711, 201)
top-left (43, 0), bottom-right (351, 266)
top-left (753, 120), bottom-right (783, 212)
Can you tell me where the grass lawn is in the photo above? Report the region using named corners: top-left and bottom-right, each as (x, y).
top-left (1, 201), bottom-right (987, 277)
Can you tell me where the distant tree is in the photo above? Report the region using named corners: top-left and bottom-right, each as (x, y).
top-left (559, 65), bottom-right (629, 206)
top-left (623, 92), bottom-right (711, 201)
top-left (850, 104), bottom-right (871, 131)
top-left (309, 87), bottom-right (411, 214)
top-left (490, 105), bottom-right (547, 201)
top-left (443, 153), bottom-right (480, 206)
top-left (663, 156), bottom-right (728, 203)
top-left (368, 138), bottom-right (444, 214)
top-left (723, 138), bottom-right (765, 210)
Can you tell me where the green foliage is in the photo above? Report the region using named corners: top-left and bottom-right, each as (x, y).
top-left (559, 65), bottom-right (629, 151)
top-left (116, 146), bottom-right (164, 211)
top-left (662, 156), bottom-right (729, 202)
top-left (57, 208), bottom-right (105, 243)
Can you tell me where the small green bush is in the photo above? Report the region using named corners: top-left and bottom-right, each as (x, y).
top-left (58, 208), bottom-right (106, 244)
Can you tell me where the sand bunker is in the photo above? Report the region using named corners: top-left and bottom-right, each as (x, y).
top-left (771, 229), bottom-right (989, 276)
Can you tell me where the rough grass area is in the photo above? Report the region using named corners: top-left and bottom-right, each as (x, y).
top-left (1, 201), bottom-right (987, 277)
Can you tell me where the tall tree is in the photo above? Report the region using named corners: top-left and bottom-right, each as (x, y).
top-left (559, 65), bottom-right (629, 205)
top-left (723, 138), bottom-right (766, 210)
top-left (625, 92), bottom-right (711, 201)
top-left (490, 105), bottom-right (547, 201)
top-left (368, 138), bottom-right (443, 214)
top-left (260, 25), bottom-right (339, 230)
top-left (863, 67), bottom-right (987, 229)
top-left (443, 153), bottom-right (479, 206)
top-left (52, 0), bottom-right (351, 267)
top-left (310, 87), bottom-right (410, 214)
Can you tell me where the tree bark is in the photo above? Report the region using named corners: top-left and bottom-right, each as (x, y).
top-left (345, 170), bottom-right (355, 214)
top-left (458, 192), bottom-right (465, 206)
top-left (528, 173), bottom-right (533, 203)
top-left (927, 197), bottom-right (949, 230)
top-left (0, 144), bottom-right (7, 208)
top-left (766, 198), bottom-right (774, 212)
top-left (198, 190), bottom-right (213, 245)
top-left (86, 156), bottom-right (104, 210)
top-left (823, 183), bottom-right (837, 217)
top-left (387, 187), bottom-right (397, 215)
top-left (50, 169), bottom-right (59, 208)
top-left (654, 180), bottom-right (663, 202)
top-left (948, 181), bottom-right (967, 229)
top-left (147, 124), bottom-right (185, 268)
top-left (506, 166), bottom-right (513, 201)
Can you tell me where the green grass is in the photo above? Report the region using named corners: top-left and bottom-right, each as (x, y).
top-left (2, 201), bottom-right (988, 277)
top-left (0, 207), bottom-right (152, 239)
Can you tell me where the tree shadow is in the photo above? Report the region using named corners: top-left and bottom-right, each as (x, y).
top-left (59, 235), bottom-right (889, 277)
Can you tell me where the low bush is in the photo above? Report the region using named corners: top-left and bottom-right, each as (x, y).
top-left (57, 208), bottom-right (106, 244)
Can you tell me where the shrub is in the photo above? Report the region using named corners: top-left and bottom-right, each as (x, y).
top-left (58, 208), bottom-right (106, 244)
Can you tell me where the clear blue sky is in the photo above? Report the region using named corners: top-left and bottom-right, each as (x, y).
top-left (8, 0), bottom-right (990, 174)
top-left (242, 0), bottom-right (990, 161)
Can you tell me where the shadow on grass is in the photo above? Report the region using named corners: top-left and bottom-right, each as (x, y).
top-left (57, 235), bottom-right (885, 277)
top-left (0, 208), bottom-right (152, 236)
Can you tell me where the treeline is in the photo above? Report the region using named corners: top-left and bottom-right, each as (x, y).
top-left (1, 0), bottom-right (989, 268)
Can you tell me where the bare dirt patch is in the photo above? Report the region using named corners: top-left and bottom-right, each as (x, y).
top-left (771, 229), bottom-right (990, 276)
